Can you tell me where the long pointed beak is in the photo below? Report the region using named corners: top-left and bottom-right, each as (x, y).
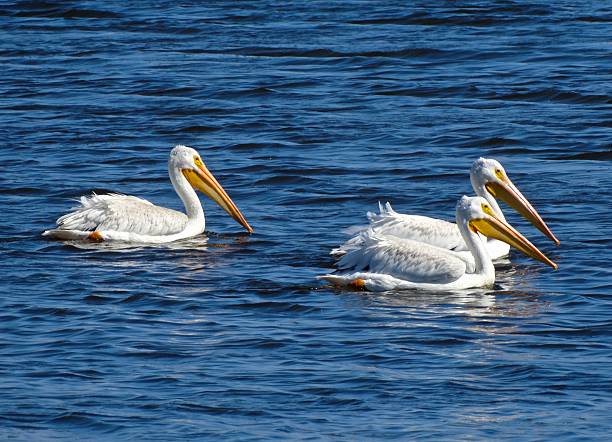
top-left (485, 179), bottom-right (560, 246)
top-left (470, 215), bottom-right (557, 269)
top-left (183, 165), bottom-right (253, 233)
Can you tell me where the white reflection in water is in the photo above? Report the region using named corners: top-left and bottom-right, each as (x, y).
top-left (61, 234), bottom-right (252, 278)
top-left (342, 263), bottom-right (551, 336)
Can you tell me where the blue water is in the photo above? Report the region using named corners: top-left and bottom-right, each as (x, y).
top-left (2, 1), bottom-right (612, 440)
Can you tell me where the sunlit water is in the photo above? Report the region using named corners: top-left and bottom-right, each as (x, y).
top-left (1, 1), bottom-right (611, 440)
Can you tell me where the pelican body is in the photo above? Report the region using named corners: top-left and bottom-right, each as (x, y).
top-left (320, 196), bottom-right (557, 292)
top-left (333, 158), bottom-right (559, 260)
top-left (43, 145), bottom-right (253, 243)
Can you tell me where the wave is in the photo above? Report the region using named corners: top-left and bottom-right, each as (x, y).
top-left (12, 1), bottom-right (120, 19)
top-left (548, 151), bottom-right (612, 161)
top-left (489, 88), bottom-right (612, 104)
top-left (349, 5), bottom-right (551, 27)
top-left (180, 46), bottom-right (452, 60)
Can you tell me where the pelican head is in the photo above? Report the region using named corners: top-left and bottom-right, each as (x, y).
top-left (170, 145), bottom-right (253, 233)
top-left (457, 195), bottom-right (557, 269)
top-left (470, 157), bottom-right (559, 245)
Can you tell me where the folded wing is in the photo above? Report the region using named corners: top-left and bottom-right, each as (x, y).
top-left (51, 193), bottom-right (188, 236)
top-left (333, 202), bottom-right (467, 256)
top-left (336, 230), bottom-right (467, 284)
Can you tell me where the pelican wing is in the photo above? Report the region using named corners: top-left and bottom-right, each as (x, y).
top-left (336, 230), bottom-right (466, 284)
top-left (333, 202), bottom-right (466, 256)
top-left (55, 193), bottom-right (188, 236)
top-left (368, 202), bottom-right (465, 249)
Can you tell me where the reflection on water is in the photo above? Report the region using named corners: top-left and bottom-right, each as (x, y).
top-left (59, 235), bottom-right (210, 252)
top-left (361, 288), bottom-right (546, 321)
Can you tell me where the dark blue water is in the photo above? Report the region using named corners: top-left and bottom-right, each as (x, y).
top-left (2, 1), bottom-right (612, 440)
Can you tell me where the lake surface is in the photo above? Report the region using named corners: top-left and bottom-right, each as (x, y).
top-left (1, 1), bottom-right (611, 440)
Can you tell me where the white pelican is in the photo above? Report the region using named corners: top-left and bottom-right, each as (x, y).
top-left (43, 145), bottom-right (253, 243)
top-left (333, 158), bottom-right (559, 260)
top-left (320, 195), bottom-right (557, 292)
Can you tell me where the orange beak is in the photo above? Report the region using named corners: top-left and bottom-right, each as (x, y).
top-left (183, 164), bottom-right (253, 233)
top-left (486, 177), bottom-right (559, 245)
top-left (470, 214), bottom-right (557, 269)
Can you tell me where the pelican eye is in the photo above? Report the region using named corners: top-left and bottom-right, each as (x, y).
top-left (481, 203), bottom-right (495, 217)
top-left (494, 168), bottom-right (505, 180)
top-left (194, 156), bottom-right (204, 168)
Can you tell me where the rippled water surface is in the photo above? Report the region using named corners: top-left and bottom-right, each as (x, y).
top-left (2, 1), bottom-right (612, 440)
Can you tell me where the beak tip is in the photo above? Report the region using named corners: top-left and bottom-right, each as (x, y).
top-left (241, 221), bottom-right (253, 233)
top-left (548, 232), bottom-right (560, 246)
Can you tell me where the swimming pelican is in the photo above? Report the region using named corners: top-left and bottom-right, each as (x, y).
top-left (333, 158), bottom-right (559, 260)
top-left (320, 195), bottom-right (557, 292)
top-left (43, 145), bottom-right (253, 243)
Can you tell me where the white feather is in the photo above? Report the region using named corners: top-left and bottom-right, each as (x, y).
top-left (336, 229), bottom-right (466, 284)
top-left (50, 193), bottom-right (188, 236)
top-left (333, 202), bottom-right (466, 256)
